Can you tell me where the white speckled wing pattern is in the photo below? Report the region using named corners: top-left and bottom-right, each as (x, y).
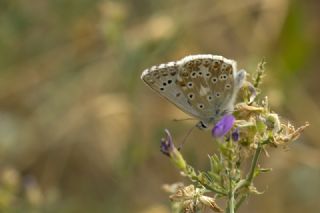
top-left (141, 61), bottom-right (202, 118)
top-left (141, 54), bottom-right (246, 125)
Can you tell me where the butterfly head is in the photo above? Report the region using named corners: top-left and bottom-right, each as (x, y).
top-left (196, 120), bottom-right (209, 130)
top-left (196, 108), bottom-right (233, 130)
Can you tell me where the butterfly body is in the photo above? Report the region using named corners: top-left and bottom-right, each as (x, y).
top-left (141, 54), bottom-right (245, 129)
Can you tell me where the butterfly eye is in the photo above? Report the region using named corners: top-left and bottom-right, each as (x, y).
top-left (198, 71), bottom-right (203, 76)
top-left (225, 84), bottom-right (231, 89)
top-left (168, 79), bottom-right (173, 84)
top-left (211, 77), bottom-right (218, 83)
top-left (197, 121), bottom-right (208, 129)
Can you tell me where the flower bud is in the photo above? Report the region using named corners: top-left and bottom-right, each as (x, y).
top-left (160, 129), bottom-right (187, 171)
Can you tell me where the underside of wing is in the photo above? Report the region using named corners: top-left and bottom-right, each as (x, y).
top-left (141, 61), bottom-right (202, 119)
top-left (177, 55), bottom-right (238, 122)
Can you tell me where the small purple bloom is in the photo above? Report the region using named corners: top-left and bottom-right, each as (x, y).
top-left (160, 129), bottom-right (175, 157)
top-left (160, 129), bottom-right (187, 170)
top-left (232, 128), bottom-right (240, 142)
top-left (212, 114), bottom-right (235, 138)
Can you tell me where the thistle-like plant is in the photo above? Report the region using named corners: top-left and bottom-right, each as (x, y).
top-left (161, 61), bottom-right (309, 213)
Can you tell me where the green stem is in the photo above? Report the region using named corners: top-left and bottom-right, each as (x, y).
top-left (228, 140), bottom-right (235, 213)
top-left (227, 185), bottom-right (235, 213)
top-left (247, 144), bottom-right (262, 183)
top-left (234, 144), bottom-right (263, 210)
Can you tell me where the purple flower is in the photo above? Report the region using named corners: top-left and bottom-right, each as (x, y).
top-left (231, 128), bottom-right (240, 142)
top-left (160, 129), bottom-right (186, 170)
top-left (160, 129), bottom-right (175, 157)
top-left (212, 114), bottom-right (235, 138)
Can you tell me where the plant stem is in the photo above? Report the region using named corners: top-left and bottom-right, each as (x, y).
top-left (234, 144), bottom-right (263, 210)
top-left (227, 189), bottom-right (235, 213)
top-left (247, 144), bottom-right (262, 183)
top-left (227, 145), bottom-right (236, 213)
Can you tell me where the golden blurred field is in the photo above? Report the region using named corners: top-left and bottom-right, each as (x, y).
top-left (0, 0), bottom-right (319, 212)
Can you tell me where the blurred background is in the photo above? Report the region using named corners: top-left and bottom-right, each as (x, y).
top-left (0, 0), bottom-right (319, 212)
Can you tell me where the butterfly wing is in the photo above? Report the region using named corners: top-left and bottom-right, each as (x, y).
top-left (177, 55), bottom-right (245, 123)
top-left (141, 61), bottom-right (202, 119)
top-left (141, 54), bottom-right (246, 124)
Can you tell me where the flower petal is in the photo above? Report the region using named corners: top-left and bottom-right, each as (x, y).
top-left (160, 129), bottom-right (174, 157)
top-left (212, 114), bottom-right (235, 138)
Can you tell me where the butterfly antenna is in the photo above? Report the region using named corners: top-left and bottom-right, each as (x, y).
top-left (178, 125), bottom-right (196, 151)
top-left (173, 118), bottom-right (197, 122)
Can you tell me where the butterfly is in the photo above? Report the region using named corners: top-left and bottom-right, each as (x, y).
top-left (141, 54), bottom-right (246, 129)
